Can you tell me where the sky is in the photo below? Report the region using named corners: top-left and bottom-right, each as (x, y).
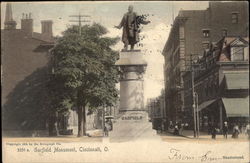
top-left (1, 1), bottom-right (209, 102)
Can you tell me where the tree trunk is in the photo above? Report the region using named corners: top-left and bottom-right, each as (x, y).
top-left (48, 112), bottom-right (59, 136)
top-left (78, 105), bottom-right (87, 137)
top-left (78, 106), bottom-right (84, 137)
top-left (83, 106), bottom-right (87, 136)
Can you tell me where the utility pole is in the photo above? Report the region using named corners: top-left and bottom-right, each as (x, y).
top-left (195, 92), bottom-right (199, 138)
top-left (184, 53), bottom-right (204, 138)
top-left (69, 13), bottom-right (91, 35)
top-left (190, 54), bottom-right (197, 138)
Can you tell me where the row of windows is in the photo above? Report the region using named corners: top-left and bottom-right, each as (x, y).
top-left (202, 29), bottom-right (228, 38)
top-left (202, 12), bottom-right (239, 38)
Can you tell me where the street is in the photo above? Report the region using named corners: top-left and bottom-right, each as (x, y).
top-left (160, 132), bottom-right (249, 143)
top-left (3, 123), bottom-right (249, 143)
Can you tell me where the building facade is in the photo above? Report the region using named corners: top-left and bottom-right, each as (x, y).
top-left (2, 3), bottom-right (55, 131)
top-left (162, 1), bottom-right (249, 126)
top-left (147, 90), bottom-right (166, 131)
top-left (1, 3), bottom-right (104, 136)
top-left (183, 36), bottom-right (249, 132)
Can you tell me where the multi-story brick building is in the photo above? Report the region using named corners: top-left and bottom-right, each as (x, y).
top-left (2, 3), bottom-right (106, 136)
top-left (183, 36), bottom-right (249, 132)
top-left (162, 1), bottom-right (248, 126)
top-left (2, 3), bottom-right (54, 131)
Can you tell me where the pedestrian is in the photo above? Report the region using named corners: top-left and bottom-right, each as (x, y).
top-left (104, 120), bottom-right (110, 137)
top-left (173, 123), bottom-right (179, 135)
top-left (169, 121), bottom-right (173, 129)
top-left (161, 122), bottom-right (165, 133)
top-left (222, 121), bottom-right (228, 139)
top-left (107, 119), bottom-right (113, 131)
top-left (184, 123), bottom-right (189, 129)
top-left (245, 123), bottom-right (250, 139)
top-left (208, 122), bottom-right (212, 135)
top-left (179, 123), bottom-right (184, 135)
top-left (211, 124), bottom-right (217, 139)
top-left (157, 125), bottom-right (161, 134)
top-left (232, 124), bottom-right (240, 139)
top-left (104, 125), bottom-right (108, 136)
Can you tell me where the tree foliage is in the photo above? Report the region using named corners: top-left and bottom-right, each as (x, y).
top-left (48, 23), bottom-right (119, 136)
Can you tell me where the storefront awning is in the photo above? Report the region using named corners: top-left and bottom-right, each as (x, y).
top-left (198, 99), bottom-right (217, 112)
top-left (224, 73), bottom-right (249, 90)
top-left (222, 96), bottom-right (249, 117)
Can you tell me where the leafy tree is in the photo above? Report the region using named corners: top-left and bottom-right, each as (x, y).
top-left (3, 67), bottom-right (50, 131)
top-left (49, 23), bottom-right (119, 137)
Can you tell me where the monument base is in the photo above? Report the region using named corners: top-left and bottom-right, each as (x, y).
top-left (110, 50), bottom-right (152, 141)
top-left (110, 110), bottom-right (158, 142)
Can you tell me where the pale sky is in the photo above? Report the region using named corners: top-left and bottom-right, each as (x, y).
top-left (1, 1), bottom-right (209, 102)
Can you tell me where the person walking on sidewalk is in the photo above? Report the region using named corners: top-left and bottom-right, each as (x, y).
top-left (211, 124), bottom-right (218, 139)
top-left (161, 121), bottom-right (165, 133)
top-left (208, 122), bottom-right (212, 135)
top-left (173, 122), bottom-right (179, 135)
top-left (104, 120), bottom-right (110, 137)
top-left (223, 121), bottom-right (229, 139)
top-left (245, 123), bottom-right (250, 139)
top-left (232, 124), bottom-right (240, 139)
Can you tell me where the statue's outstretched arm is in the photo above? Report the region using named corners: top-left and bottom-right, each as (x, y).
top-left (115, 15), bottom-right (125, 29)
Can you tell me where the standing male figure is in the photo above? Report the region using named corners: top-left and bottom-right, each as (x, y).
top-left (211, 123), bottom-right (217, 139)
top-left (222, 121), bottom-right (228, 139)
top-left (115, 5), bottom-right (150, 51)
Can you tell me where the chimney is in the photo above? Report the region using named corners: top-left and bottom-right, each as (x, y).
top-left (41, 20), bottom-right (53, 40)
top-left (4, 3), bottom-right (17, 30)
top-left (21, 12), bottom-right (33, 37)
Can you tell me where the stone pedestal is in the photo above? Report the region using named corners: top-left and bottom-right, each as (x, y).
top-left (111, 50), bottom-right (157, 141)
top-left (115, 50), bottom-right (147, 112)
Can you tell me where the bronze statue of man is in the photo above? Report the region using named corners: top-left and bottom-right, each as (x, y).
top-left (115, 5), bottom-right (150, 51)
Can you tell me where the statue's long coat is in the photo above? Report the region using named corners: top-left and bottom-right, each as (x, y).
top-left (118, 12), bottom-right (139, 45)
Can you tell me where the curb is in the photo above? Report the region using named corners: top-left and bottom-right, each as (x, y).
top-left (166, 131), bottom-right (194, 139)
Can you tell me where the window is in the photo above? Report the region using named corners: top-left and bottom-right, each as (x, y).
top-left (231, 13), bottom-right (239, 24)
top-left (222, 29), bottom-right (227, 37)
top-left (202, 42), bottom-right (210, 50)
top-left (231, 46), bottom-right (244, 61)
top-left (244, 47), bottom-right (249, 61)
top-left (203, 29), bottom-right (210, 38)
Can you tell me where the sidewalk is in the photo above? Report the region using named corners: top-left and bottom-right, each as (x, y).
top-left (179, 129), bottom-right (249, 140)
top-left (86, 129), bottom-right (103, 137)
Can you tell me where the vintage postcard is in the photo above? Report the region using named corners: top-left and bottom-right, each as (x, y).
top-left (1, 1), bottom-right (249, 163)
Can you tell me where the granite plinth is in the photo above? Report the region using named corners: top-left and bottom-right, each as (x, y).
top-left (115, 50), bottom-right (147, 66)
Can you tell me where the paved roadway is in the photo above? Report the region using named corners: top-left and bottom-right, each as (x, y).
top-left (109, 119), bottom-right (161, 142)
